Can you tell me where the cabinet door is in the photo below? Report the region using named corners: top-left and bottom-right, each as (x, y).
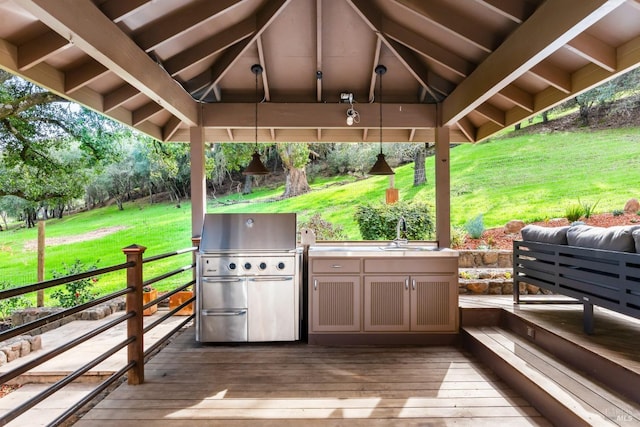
top-left (311, 275), bottom-right (361, 332)
top-left (410, 275), bottom-right (458, 332)
top-left (364, 276), bottom-right (410, 331)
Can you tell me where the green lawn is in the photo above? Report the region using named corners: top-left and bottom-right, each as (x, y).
top-left (2, 127), bottom-right (640, 302)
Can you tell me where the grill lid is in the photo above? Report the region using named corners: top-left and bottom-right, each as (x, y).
top-left (199, 213), bottom-right (297, 252)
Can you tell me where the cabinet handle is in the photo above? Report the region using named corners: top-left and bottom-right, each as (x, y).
top-left (314, 279), bottom-right (318, 290)
top-left (405, 278), bottom-right (409, 290)
top-left (331, 264), bottom-right (342, 269)
top-left (412, 279), bottom-right (416, 290)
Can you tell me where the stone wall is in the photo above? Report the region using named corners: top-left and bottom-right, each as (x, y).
top-left (457, 249), bottom-right (513, 295)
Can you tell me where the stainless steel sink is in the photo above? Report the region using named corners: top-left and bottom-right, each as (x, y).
top-left (379, 246), bottom-right (440, 251)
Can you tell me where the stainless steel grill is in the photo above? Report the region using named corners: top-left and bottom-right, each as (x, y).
top-left (196, 213), bottom-right (301, 343)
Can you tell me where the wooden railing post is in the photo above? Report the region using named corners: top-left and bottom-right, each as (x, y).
top-left (123, 244), bottom-right (146, 385)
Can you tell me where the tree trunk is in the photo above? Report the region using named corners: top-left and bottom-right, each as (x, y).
top-left (413, 148), bottom-right (426, 186)
top-left (542, 111), bottom-right (549, 124)
top-left (282, 168), bottom-right (311, 198)
top-left (242, 175), bottom-right (253, 195)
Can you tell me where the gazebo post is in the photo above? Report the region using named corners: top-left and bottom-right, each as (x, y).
top-left (435, 126), bottom-right (451, 248)
top-left (190, 125), bottom-right (206, 239)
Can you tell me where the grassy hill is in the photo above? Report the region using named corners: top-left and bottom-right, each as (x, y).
top-left (2, 125), bottom-right (640, 298)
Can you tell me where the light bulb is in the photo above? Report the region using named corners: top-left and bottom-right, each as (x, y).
top-left (346, 115), bottom-right (354, 126)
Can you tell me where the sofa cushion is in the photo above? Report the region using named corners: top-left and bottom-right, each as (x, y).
top-left (633, 229), bottom-right (640, 253)
top-left (521, 225), bottom-right (569, 244)
top-left (567, 224), bottom-right (640, 252)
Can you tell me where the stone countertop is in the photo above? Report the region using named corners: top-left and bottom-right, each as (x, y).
top-left (307, 242), bottom-right (459, 258)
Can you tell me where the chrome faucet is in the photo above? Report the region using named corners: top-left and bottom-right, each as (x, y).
top-left (394, 216), bottom-right (408, 246)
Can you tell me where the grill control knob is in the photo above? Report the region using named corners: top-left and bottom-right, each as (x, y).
top-left (228, 262), bottom-right (236, 270)
top-left (259, 262), bottom-right (267, 270)
top-left (277, 262), bottom-right (286, 270)
top-left (244, 262), bottom-right (252, 270)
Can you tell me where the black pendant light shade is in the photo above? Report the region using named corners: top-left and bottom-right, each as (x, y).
top-left (243, 64), bottom-right (269, 176)
top-left (244, 151), bottom-right (269, 175)
top-left (368, 64), bottom-right (394, 176)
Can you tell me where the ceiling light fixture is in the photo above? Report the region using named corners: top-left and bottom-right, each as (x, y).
top-left (243, 64), bottom-right (269, 176)
top-left (368, 65), bottom-right (394, 175)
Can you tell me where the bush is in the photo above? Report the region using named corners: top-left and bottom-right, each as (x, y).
top-left (450, 226), bottom-right (467, 248)
top-left (464, 214), bottom-right (485, 239)
top-left (51, 259), bottom-right (100, 308)
top-left (354, 201), bottom-right (434, 241)
top-left (579, 198), bottom-right (599, 218)
top-left (565, 204), bottom-right (584, 222)
top-left (612, 209), bottom-right (624, 216)
top-left (299, 213), bottom-right (346, 241)
top-left (0, 281), bottom-right (32, 320)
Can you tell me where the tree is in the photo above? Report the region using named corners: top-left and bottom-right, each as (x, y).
top-left (277, 143), bottom-right (310, 198)
top-left (0, 70), bottom-right (122, 221)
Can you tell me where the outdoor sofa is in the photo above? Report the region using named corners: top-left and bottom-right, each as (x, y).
top-left (513, 223), bottom-right (640, 334)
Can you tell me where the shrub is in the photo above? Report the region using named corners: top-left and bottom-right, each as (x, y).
top-left (299, 213), bottom-right (346, 241)
top-left (51, 259), bottom-right (100, 308)
top-left (464, 214), bottom-right (485, 239)
top-left (450, 226), bottom-right (467, 248)
top-left (579, 198), bottom-right (599, 218)
top-left (565, 204), bottom-right (584, 222)
top-left (354, 201), bottom-right (434, 241)
top-left (0, 281), bottom-right (32, 320)
top-left (612, 209), bottom-right (624, 216)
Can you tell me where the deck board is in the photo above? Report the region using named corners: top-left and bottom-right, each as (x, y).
top-left (73, 330), bottom-right (549, 426)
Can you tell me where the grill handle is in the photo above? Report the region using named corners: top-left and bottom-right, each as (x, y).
top-left (247, 276), bottom-right (293, 282)
top-left (201, 309), bottom-right (247, 316)
top-left (201, 277), bottom-right (243, 283)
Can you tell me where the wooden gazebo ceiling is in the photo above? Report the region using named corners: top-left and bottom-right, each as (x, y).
top-left (1, 0), bottom-right (640, 144)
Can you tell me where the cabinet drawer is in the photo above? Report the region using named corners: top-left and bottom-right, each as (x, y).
top-left (312, 259), bottom-right (361, 273)
top-left (364, 258), bottom-right (457, 274)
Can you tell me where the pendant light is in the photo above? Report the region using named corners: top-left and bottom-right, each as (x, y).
top-left (368, 64), bottom-right (394, 175)
top-left (243, 64), bottom-right (269, 176)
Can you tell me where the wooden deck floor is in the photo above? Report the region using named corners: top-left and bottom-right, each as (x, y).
top-left (73, 332), bottom-right (549, 426)
top-left (71, 295), bottom-right (640, 426)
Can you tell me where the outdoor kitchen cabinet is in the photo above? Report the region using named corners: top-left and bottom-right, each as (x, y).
top-left (363, 258), bottom-right (458, 333)
top-left (363, 274), bottom-right (458, 332)
top-left (308, 252), bottom-right (459, 340)
top-left (310, 258), bottom-right (361, 332)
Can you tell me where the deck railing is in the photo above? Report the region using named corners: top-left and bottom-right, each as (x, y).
top-left (0, 241), bottom-right (198, 426)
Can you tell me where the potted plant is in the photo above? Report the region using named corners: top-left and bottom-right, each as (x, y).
top-left (169, 287), bottom-right (194, 316)
top-left (142, 286), bottom-right (158, 316)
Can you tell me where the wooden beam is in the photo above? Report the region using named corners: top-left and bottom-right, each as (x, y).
top-left (162, 116), bottom-right (182, 141)
top-left (103, 84), bottom-right (140, 112)
top-left (65, 60), bottom-right (109, 93)
top-left (132, 101), bottom-right (163, 126)
top-left (529, 62), bottom-right (572, 93)
top-left (566, 32), bottom-right (616, 72)
top-left (497, 84), bottom-right (534, 112)
top-left (101, 0), bottom-right (153, 23)
top-left (202, 102), bottom-right (437, 128)
top-left (475, 102), bottom-right (505, 126)
top-left (316, 0), bottom-right (323, 102)
top-left (197, 0), bottom-right (291, 101)
top-left (163, 18), bottom-right (255, 77)
top-left (256, 36), bottom-right (270, 102)
top-left (134, 0), bottom-right (240, 52)
top-left (441, 0), bottom-right (625, 127)
top-left (18, 32), bottom-right (69, 71)
top-left (455, 116), bottom-right (476, 142)
top-left (20, 0), bottom-right (199, 126)
top-left (472, 0), bottom-right (535, 23)
top-left (383, 18), bottom-right (473, 78)
top-left (476, 34), bottom-right (640, 141)
top-left (394, 0), bottom-right (496, 53)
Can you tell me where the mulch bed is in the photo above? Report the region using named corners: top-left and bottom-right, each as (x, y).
top-left (459, 212), bottom-right (640, 250)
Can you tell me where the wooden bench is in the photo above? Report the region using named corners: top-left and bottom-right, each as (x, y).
top-left (513, 240), bottom-right (640, 334)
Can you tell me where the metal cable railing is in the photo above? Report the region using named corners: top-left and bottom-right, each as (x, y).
top-left (0, 243), bottom-right (198, 426)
